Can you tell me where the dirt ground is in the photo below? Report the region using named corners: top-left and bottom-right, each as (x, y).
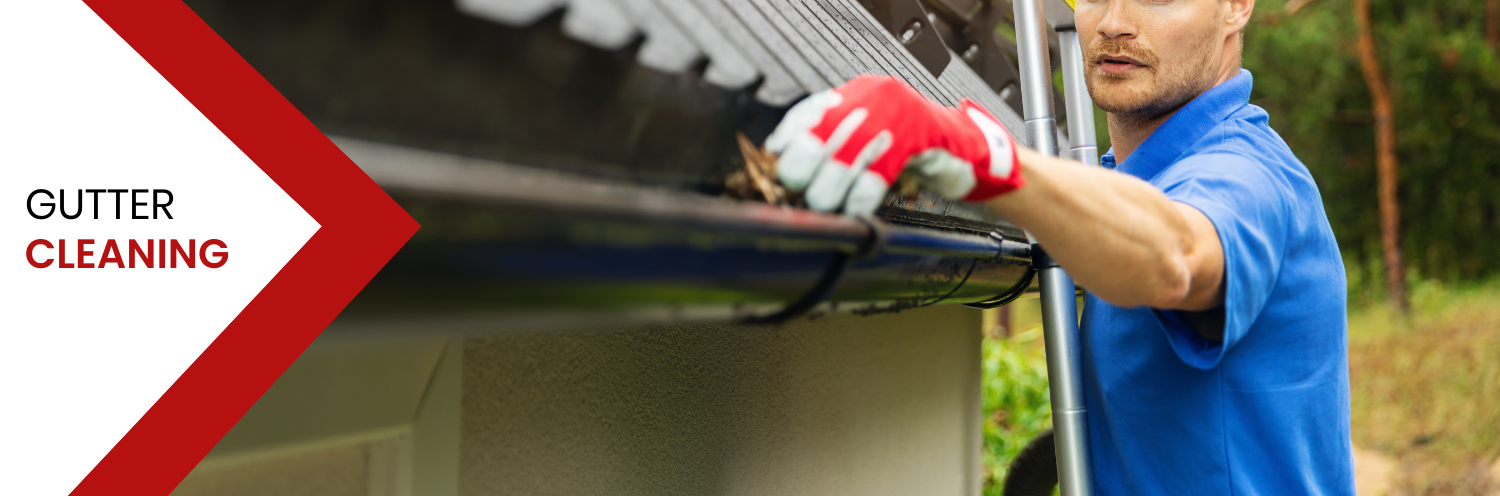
top-left (1488, 458), bottom-right (1500, 496)
top-left (1355, 446), bottom-right (1399, 496)
top-left (1354, 446), bottom-right (1500, 496)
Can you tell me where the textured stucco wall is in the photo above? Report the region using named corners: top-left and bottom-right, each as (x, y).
top-left (206, 335), bottom-right (446, 455)
top-left (173, 443), bottom-right (369, 496)
top-left (174, 305), bottom-right (982, 496)
top-left (461, 305), bottom-right (983, 496)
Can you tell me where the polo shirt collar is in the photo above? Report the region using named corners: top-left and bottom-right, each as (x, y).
top-left (1100, 69), bottom-right (1254, 181)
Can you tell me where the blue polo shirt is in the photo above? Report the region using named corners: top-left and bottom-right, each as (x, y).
top-left (1081, 70), bottom-right (1353, 494)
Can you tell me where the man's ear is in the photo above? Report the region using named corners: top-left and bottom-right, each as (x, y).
top-left (1226, 0), bottom-right (1255, 35)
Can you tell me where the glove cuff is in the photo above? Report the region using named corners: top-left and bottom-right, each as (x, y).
top-left (958, 100), bottom-right (1025, 201)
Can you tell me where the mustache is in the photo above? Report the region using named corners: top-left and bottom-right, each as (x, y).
top-left (1086, 38), bottom-right (1158, 67)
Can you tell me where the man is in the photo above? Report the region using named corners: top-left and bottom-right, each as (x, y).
top-left (764, 0), bottom-right (1353, 493)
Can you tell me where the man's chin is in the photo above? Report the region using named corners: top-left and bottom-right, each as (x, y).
top-left (1088, 78), bottom-right (1159, 115)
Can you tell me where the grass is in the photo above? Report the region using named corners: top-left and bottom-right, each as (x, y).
top-left (1348, 277), bottom-right (1500, 495)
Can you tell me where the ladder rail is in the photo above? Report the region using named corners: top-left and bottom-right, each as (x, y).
top-left (1012, 0), bottom-right (1097, 493)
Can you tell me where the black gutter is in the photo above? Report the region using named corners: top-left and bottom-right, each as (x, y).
top-left (334, 137), bottom-right (1037, 323)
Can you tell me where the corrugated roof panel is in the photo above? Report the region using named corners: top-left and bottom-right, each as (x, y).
top-left (459, 0), bottom-right (565, 26)
top-left (687, 0), bottom-right (813, 105)
top-left (563, 0), bottom-right (638, 49)
top-left (778, 0), bottom-right (868, 81)
top-left (789, 0), bottom-right (890, 80)
top-left (748, 0), bottom-right (848, 84)
top-left (815, 0), bottom-right (941, 102)
top-left (717, 0), bottom-right (833, 94)
top-left (824, 0), bottom-right (961, 104)
top-left (612, 0), bottom-right (705, 72)
top-left (457, 0), bottom-right (1031, 139)
top-left (652, 0), bottom-right (761, 89)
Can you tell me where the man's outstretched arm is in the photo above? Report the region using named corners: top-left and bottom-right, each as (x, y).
top-left (765, 75), bottom-right (1223, 312)
top-left (989, 148), bottom-right (1224, 311)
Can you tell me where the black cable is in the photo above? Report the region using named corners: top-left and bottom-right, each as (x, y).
top-left (743, 214), bottom-right (886, 325)
top-left (742, 251), bottom-right (854, 325)
top-left (963, 265), bottom-right (1036, 309)
top-left (918, 258), bottom-right (980, 308)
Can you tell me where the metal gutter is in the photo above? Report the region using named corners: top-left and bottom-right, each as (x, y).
top-left (332, 137), bottom-right (1036, 323)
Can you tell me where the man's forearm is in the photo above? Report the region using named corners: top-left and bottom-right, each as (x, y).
top-left (985, 148), bottom-right (1221, 310)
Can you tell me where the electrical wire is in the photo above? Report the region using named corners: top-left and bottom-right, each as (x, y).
top-left (963, 265), bottom-right (1037, 309)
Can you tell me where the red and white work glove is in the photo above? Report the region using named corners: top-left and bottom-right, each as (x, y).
top-left (766, 75), bottom-right (1024, 215)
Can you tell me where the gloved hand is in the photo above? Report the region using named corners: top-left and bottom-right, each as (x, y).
top-left (765, 75), bottom-right (1024, 216)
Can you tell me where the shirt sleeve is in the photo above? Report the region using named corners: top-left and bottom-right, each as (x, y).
top-left (1152, 153), bottom-right (1290, 369)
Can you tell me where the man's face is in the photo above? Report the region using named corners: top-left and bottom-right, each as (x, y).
top-left (1075, 0), bottom-right (1233, 120)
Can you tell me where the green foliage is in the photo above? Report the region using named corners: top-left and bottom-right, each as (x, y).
top-left (1244, 0), bottom-right (1500, 282)
top-left (980, 330), bottom-right (1054, 495)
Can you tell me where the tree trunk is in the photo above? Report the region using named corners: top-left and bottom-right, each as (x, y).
top-left (1488, 0), bottom-right (1498, 51)
top-left (1354, 0), bottom-right (1407, 312)
top-left (998, 305), bottom-right (1012, 338)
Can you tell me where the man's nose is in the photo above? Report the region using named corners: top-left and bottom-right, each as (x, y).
top-left (1096, 0), bottom-right (1137, 39)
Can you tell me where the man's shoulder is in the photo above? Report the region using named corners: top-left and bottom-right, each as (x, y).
top-left (1191, 105), bottom-right (1287, 159)
top-left (1166, 105), bottom-right (1342, 265)
top-left (1170, 106), bottom-right (1313, 191)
